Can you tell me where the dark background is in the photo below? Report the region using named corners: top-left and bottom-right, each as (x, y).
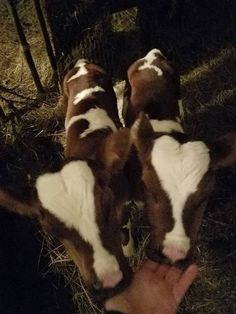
top-left (0, 210), bottom-right (75, 314)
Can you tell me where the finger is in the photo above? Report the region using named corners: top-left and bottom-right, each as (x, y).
top-left (165, 266), bottom-right (182, 284)
top-left (155, 263), bottom-right (170, 279)
top-left (105, 293), bottom-right (130, 313)
top-left (174, 264), bottom-right (198, 304)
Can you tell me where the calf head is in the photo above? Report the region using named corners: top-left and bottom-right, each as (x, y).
top-left (132, 113), bottom-right (236, 265)
top-left (125, 48), bottom-right (181, 126)
top-left (0, 129), bottom-right (133, 301)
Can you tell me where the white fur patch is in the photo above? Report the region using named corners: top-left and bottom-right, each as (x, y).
top-left (151, 136), bottom-right (210, 253)
top-left (130, 115), bottom-right (184, 143)
top-left (67, 60), bottom-right (88, 82)
top-left (150, 119), bottom-right (184, 133)
top-left (74, 58), bottom-right (88, 68)
top-left (121, 219), bottom-right (135, 257)
top-left (36, 161), bottom-right (120, 280)
top-left (65, 107), bottom-right (117, 137)
top-left (113, 80), bottom-right (126, 126)
top-left (138, 49), bottom-right (164, 76)
top-left (73, 86), bottom-right (105, 105)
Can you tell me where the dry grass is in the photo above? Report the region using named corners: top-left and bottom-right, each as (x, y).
top-left (111, 7), bottom-right (137, 32)
top-left (0, 0), bottom-right (53, 98)
top-left (41, 234), bottom-right (104, 314)
top-left (178, 47), bottom-right (236, 314)
top-left (0, 1), bottom-right (236, 314)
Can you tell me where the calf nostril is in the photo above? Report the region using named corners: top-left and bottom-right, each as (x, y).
top-left (93, 281), bottom-right (103, 290)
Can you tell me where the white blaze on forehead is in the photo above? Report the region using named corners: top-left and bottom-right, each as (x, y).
top-left (67, 60), bottom-right (88, 82)
top-left (138, 48), bottom-right (164, 76)
top-left (150, 119), bottom-right (184, 134)
top-left (36, 161), bottom-right (120, 280)
top-left (73, 86), bottom-right (105, 105)
top-left (65, 107), bottom-right (117, 137)
top-left (151, 136), bottom-right (210, 253)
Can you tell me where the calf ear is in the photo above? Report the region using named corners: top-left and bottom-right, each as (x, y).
top-left (131, 112), bottom-right (154, 158)
top-left (99, 128), bottom-right (132, 172)
top-left (0, 188), bottom-right (40, 217)
top-left (209, 132), bottom-right (236, 170)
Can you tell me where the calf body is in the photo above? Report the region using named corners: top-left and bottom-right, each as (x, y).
top-left (124, 49), bottom-right (183, 203)
top-left (128, 49), bottom-right (236, 265)
top-left (63, 60), bottom-right (121, 160)
top-left (0, 60), bottom-right (133, 301)
top-left (36, 60), bottom-right (133, 295)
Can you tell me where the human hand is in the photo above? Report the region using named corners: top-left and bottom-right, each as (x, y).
top-left (105, 260), bottom-right (198, 314)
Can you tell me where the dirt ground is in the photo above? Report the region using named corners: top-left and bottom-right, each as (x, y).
top-left (0, 1), bottom-right (236, 313)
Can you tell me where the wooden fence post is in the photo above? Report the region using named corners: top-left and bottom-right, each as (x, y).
top-left (6, 0), bottom-right (44, 94)
top-left (33, 0), bottom-right (58, 84)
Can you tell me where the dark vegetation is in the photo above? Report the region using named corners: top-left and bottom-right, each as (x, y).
top-left (0, 0), bottom-right (235, 313)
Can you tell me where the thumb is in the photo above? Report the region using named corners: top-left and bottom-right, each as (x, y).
top-left (105, 292), bottom-right (131, 313)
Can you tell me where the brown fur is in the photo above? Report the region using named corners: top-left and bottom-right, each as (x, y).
top-left (63, 63), bottom-right (122, 162)
top-left (63, 64), bottom-right (121, 131)
top-left (125, 51), bottom-right (180, 126)
top-left (124, 51), bottom-right (182, 203)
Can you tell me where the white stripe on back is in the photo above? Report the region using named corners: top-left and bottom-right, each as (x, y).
top-left (138, 49), bottom-right (164, 76)
top-left (67, 61), bottom-right (88, 82)
top-left (73, 86), bottom-right (105, 105)
top-left (66, 107), bottom-right (117, 138)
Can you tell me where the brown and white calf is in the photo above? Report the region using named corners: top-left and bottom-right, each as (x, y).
top-left (124, 48), bottom-right (183, 128)
top-left (0, 60), bottom-right (134, 300)
top-left (123, 49), bottom-right (183, 202)
top-left (127, 49), bottom-right (236, 265)
top-left (62, 59), bottom-right (122, 159)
